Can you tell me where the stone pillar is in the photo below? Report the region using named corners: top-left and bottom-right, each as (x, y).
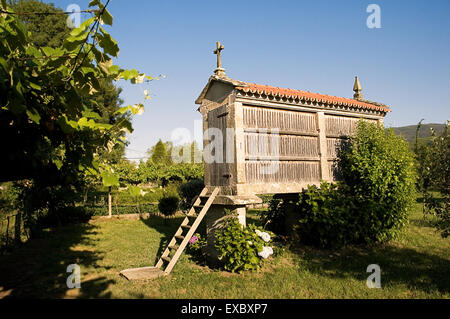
top-left (203, 204), bottom-right (246, 267)
top-left (236, 207), bottom-right (246, 227)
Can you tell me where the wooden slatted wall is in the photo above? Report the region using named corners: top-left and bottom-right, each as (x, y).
top-left (243, 106), bottom-right (321, 184)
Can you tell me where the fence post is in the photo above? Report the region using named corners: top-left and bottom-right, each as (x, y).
top-left (5, 216), bottom-right (10, 251)
top-left (108, 186), bottom-right (112, 218)
top-left (14, 211), bottom-right (22, 244)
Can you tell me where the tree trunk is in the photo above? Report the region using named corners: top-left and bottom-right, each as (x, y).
top-left (83, 187), bottom-right (88, 206)
top-left (108, 186), bottom-right (112, 218)
top-left (136, 202), bottom-right (142, 219)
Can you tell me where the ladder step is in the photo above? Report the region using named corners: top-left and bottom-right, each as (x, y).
top-left (162, 256), bottom-right (171, 262)
top-left (151, 187), bottom-right (219, 276)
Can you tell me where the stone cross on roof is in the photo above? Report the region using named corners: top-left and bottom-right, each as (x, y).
top-left (213, 41), bottom-right (226, 77)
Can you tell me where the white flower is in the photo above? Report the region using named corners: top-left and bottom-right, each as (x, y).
top-left (260, 232), bottom-right (271, 242)
top-left (258, 246), bottom-right (274, 259)
top-left (255, 229), bottom-right (271, 242)
top-left (247, 241), bottom-right (253, 246)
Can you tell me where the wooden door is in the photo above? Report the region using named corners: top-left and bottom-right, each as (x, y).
top-left (206, 104), bottom-right (230, 186)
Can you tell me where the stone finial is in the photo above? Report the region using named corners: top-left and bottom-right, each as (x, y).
top-left (213, 41), bottom-right (226, 77)
top-left (353, 76), bottom-right (363, 100)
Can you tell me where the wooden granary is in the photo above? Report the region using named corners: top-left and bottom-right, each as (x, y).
top-left (120, 42), bottom-right (391, 279)
top-left (196, 42), bottom-right (390, 202)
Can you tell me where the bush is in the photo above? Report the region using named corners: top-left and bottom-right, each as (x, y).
top-left (267, 121), bottom-right (417, 248)
top-left (185, 233), bottom-right (207, 262)
top-left (339, 122), bottom-right (416, 241)
top-left (215, 219), bottom-right (274, 272)
top-left (158, 195), bottom-right (180, 218)
top-left (260, 198), bottom-right (288, 235)
top-left (295, 182), bottom-right (355, 247)
top-left (179, 179), bottom-right (204, 210)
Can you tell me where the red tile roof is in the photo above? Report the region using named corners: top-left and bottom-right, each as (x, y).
top-left (236, 82), bottom-right (390, 113)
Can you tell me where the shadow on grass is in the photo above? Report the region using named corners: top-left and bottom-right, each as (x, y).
top-left (139, 213), bottom-right (212, 266)
top-left (292, 243), bottom-right (450, 295)
top-left (139, 214), bottom-right (185, 264)
top-left (0, 223), bottom-right (114, 299)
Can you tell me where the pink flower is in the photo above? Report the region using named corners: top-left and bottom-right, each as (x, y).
top-left (189, 236), bottom-right (199, 244)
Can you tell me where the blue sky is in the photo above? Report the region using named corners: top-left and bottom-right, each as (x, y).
top-left (50, 0), bottom-right (450, 160)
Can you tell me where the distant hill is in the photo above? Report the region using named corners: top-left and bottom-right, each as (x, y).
top-left (389, 123), bottom-right (447, 145)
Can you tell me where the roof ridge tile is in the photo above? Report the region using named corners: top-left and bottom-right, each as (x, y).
top-left (235, 82), bottom-right (390, 113)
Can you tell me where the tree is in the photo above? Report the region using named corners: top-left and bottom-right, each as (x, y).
top-left (148, 139), bottom-right (173, 166)
top-left (417, 122), bottom-right (450, 237)
top-left (128, 185), bottom-right (146, 219)
top-left (11, 0), bottom-right (127, 166)
top-left (3, 0), bottom-right (130, 224)
top-left (1, 0), bottom-right (152, 234)
top-left (10, 0), bottom-right (70, 48)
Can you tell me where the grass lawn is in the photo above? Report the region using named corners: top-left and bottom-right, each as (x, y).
top-left (0, 199), bottom-right (449, 299)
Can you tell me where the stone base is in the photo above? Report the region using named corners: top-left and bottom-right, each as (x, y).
top-left (119, 266), bottom-right (166, 280)
top-left (203, 204), bottom-right (247, 267)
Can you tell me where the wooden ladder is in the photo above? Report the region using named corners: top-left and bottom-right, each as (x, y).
top-left (156, 187), bottom-right (219, 274)
top-left (120, 187), bottom-right (219, 280)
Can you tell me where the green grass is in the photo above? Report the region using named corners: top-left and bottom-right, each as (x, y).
top-left (0, 199), bottom-right (449, 299)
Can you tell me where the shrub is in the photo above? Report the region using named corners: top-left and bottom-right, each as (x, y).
top-left (295, 182), bottom-right (355, 248)
top-left (267, 121), bottom-right (417, 248)
top-left (185, 233), bottom-right (207, 262)
top-left (215, 219), bottom-right (274, 272)
top-left (179, 179), bottom-right (204, 210)
top-left (158, 195), bottom-right (180, 218)
top-left (339, 122), bottom-right (416, 241)
top-left (260, 198), bottom-right (288, 235)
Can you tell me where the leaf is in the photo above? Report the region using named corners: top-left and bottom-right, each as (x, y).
top-left (82, 111), bottom-right (101, 120)
top-left (52, 158), bottom-right (63, 170)
top-left (109, 65), bottom-right (120, 74)
top-left (98, 59), bottom-right (113, 75)
top-left (128, 185), bottom-right (142, 198)
top-left (120, 69), bottom-right (139, 81)
top-left (0, 57), bottom-right (8, 72)
top-left (97, 28), bottom-right (119, 57)
top-left (101, 171), bottom-right (119, 187)
top-left (101, 8), bottom-right (113, 26)
top-left (28, 82), bottom-right (41, 90)
top-left (70, 17), bottom-right (95, 37)
top-left (26, 108), bottom-right (41, 124)
top-left (89, 0), bottom-right (101, 7)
